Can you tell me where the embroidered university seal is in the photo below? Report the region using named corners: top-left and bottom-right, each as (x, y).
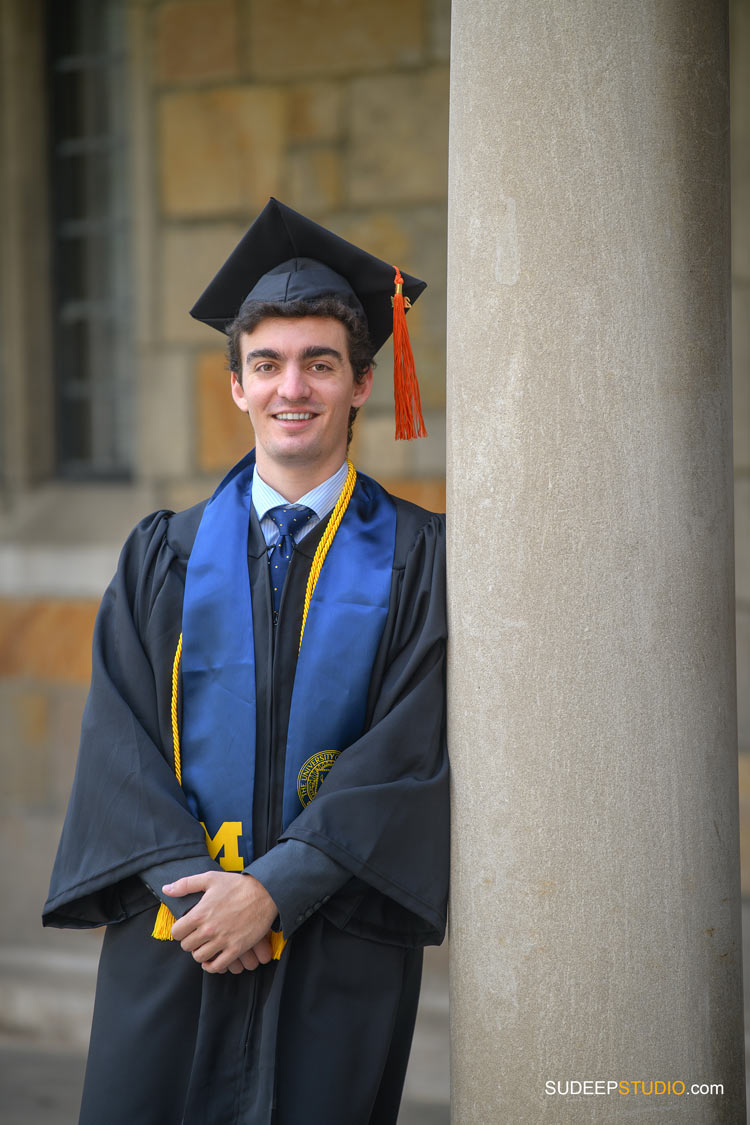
top-left (297, 750), bottom-right (341, 807)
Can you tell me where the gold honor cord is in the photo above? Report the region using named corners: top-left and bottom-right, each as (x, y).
top-left (150, 634), bottom-right (186, 942)
top-left (151, 461), bottom-right (358, 957)
top-left (299, 458), bottom-right (356, 652)
top-left (171, 632), bottom-right (183, 786)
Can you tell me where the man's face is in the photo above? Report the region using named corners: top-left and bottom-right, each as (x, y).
top-left (231, 316), bottom-right (372, 486)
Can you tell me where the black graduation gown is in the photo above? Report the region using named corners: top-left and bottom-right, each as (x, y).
top-left (43, 491), bottom-right (448, 1125)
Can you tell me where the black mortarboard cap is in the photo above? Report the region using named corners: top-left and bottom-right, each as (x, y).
top-left (190, 197), bottom-right (425, 356)
top-left (190, 198), bottom-right (428, 438)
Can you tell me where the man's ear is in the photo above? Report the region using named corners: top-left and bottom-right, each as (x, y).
top-left (230, 370), bottom-right (249, 414)
top-left (352, 366), bottom-right (374, 409)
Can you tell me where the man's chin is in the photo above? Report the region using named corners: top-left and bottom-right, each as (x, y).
top-left (257, 437), bottom-right (326, 469)
top-left (267, 439), bottom-right (319, 463)
top-left (255, 436), bottom-right (349, 482)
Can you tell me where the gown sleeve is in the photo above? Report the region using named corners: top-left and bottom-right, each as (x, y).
top-left (280, 511), bottom-right (449, 946)
top-left (245, 839), bottom-right (350, 936)
top-left (43, 512), bottom-right (214, 928)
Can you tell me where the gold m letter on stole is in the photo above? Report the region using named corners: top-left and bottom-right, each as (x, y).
top-left (201, 821), bottom-right (244, 871)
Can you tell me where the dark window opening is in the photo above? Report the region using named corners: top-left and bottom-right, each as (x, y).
top-left (47, 0), bottom-right (132, 479)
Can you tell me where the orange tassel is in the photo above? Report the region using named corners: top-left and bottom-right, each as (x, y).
top-left (392, 267), bottom-right (427, 440)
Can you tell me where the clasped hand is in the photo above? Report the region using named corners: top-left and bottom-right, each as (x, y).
top-left (164, 870), bottom-right (279, 975)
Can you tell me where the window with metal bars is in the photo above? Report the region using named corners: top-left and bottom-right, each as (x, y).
top-left (47, 0), bottom-right (132, 478)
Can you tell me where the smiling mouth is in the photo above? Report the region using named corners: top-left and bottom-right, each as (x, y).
top-left (273, 412), bottom-right (316, 421)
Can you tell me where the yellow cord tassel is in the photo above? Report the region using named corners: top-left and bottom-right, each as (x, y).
top-left (153, 901), bottom-right (285, 959)
top-left (270, 930), bottom-right (287, 960)
top-left (152, 901), bottom-right (176, 941)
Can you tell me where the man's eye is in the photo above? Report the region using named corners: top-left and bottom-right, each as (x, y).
top-left (311, 363), bottom-right (330, 372)
top-left (255, 362), bottom-right (275, 373)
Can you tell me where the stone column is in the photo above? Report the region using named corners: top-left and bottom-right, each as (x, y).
top-left (446, 2), bottom-right (743, 1122)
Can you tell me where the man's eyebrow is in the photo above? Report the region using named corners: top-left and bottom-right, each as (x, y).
top-left (244, 348), bottom-right (281, 363)
top-left (299, 345), bottom-right (344, 362)
top-left (244, 345), bottom-right (344, 364)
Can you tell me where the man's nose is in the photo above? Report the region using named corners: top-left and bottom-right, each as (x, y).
top-left (277, 362), bottom-right (311, 400)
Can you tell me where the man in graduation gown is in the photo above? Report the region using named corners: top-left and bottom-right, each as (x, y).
top-left (44, 198), bottom-right (448, 1125)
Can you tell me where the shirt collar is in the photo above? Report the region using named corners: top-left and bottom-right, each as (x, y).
top-left (252, 460), bottom-right (349, 523)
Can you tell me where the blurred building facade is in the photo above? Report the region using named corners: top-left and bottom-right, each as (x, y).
top-left (0, 0), bottom-right (748, 1054)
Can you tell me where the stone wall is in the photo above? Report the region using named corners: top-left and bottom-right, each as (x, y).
top-left (0, 599), bottom-right (95, 951)
top-left (144, 0), bottom-right (449, 514)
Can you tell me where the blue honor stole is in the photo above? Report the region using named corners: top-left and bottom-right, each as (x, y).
top-left (179, 451), bottom-right (396, 868)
